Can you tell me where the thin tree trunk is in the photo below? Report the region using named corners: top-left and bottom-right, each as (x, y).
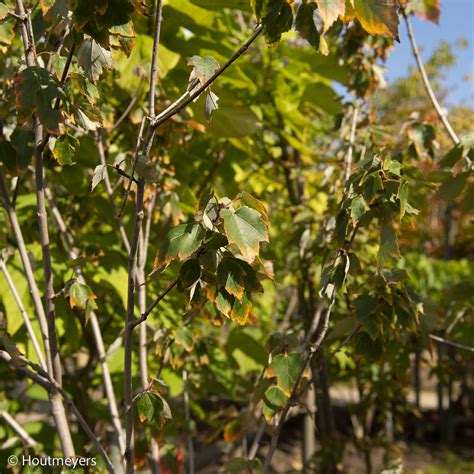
top-left (183, 367), bottom-right (195, 474)
top-left (303, 371), bottom-right (316, 472)
top-left (14, 0), bottom-right (75, 456)
top-left (46, 186), bottom-right (126, 458)
top-left (414, 350), bottom-right (423, 441)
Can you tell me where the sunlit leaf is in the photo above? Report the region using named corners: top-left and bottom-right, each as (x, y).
top-left (52, 134), bottom-right (79, 166)
top-left (154, 222), bottom-right (206, 269)
top-left (77, 39), bottom-right (113, 82)
top-left (267, 352), bottom-right (304, 395)
top-left (345, 0), bottom-right (400, 39)
top-left (316, 0), bottom-right (346, 32)
top-left (221, 206), bottom-right (269, 263)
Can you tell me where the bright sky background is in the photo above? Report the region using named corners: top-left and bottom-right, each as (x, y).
top-left (385, 0), bottom-right (474, 107)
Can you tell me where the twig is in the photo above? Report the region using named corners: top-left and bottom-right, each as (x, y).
top-left (96, 133), bottom-right (131, 254)
top-left (131, 278), bottom-right (180, 329)
top-left (0, 410), bottom-right (37, 447)
top-left (402, 10), bottom-right (460, 146)
top-left (248, 419), bottom-right (266, 460)
top-left (0, 351), bottom-right (114, 473)
top-left (110, 97), bottom-right (138, 133)
top-left (138, 189), bottom-right (161, 473)
top-left (262, 296), bottom-right (336, 473)
top-left (0, 168), bottom-right (51, 372)
top-left (344, 105), bottom-right (359, 184)
top-left (150, 25), bottom-right (262, 130)
top-left (429, 334), bottom-right (474, 354)
top-left (0, 260), bottom-right (47, 371)
top-left (117, 117), bottom-right (146, 217)
top-left (183, 367), bottom-right (195, 474)
top-left (149, 0), bottom-right (163, 118)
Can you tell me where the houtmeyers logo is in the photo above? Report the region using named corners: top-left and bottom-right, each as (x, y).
top-left (7, 455), bottom-right (97, 469)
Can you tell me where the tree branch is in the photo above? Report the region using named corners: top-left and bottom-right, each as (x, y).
top-left (15, 0), bottom-right (75, 457)
top-left (150, 25), bottom-right (262, 130)
top-left (0, 410), bottom-right (37, 448)
top-left (45, 186), bottom-right (126, 457)
top-left (429, 334), bottom-right (474, 354)
top-left (262, 295), bottom-right (336, 473)
top-left (344, 105), bottom-right (359, 184)
top-left (0, 167), bottom-right (52, 372)
top-left (0, 259), bottom-right (47, 371)
top-left (183, 366), bottom-right (195, 474)
top-left (131, 278), bottom-right (180, 329)
top-left (0, 351), bottom-right (114, 473)
top-left (402, 10), bottom-right (460, 146)
top-left (149, 0), bottom-right (163, 118)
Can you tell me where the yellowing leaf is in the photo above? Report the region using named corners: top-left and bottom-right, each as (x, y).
top-left (346, 0), bottom-right (399, 39)
top-left (316, 0), bottom-right (346, 32)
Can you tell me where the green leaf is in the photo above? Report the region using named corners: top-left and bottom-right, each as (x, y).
top-left (175, 327), bottom-right (194, 351)
top-left (0, 3), bottom-right (9, 20)
top-left (187, 55), bottom-right (220, 90)
top-left (77, 39), bottom-right (113, 82)
top-left (136, 391), bottom-right (164, 424)
top-left (180, 259), bottom-right (201, 288)
top-left (135, 154), bottom-right (160, 182)
top-left (71, 0), bottom-right (135, 46)
top-left (354, 294), bottom-right (378, 338)
top-left (263, 385), bottom-right (288, 420)
top-left (154, 222), bottom-right (206, 269)
top-left (350, 195), bottom-right (369, 223)
top-left (215, 289), bottom-right (233, 316)
top-left (345, 0), bottom-right (399, 40)
top-left (397, 179), bottom-right (409, 218)
top-left (191, 0), bottom-right (251, 10)
top-left (116, 35), bottom-right (180, 93)
top-left (0, 17), bottom-right (15, 46)
top-left (261, 0), bottom-right (294, 46)
top-left (10, 128), bottom-right (35, 172)
top-left (267, 352), bottom-right (304, 395)
top-left (207, 105), bottom-right (259, 138)
top-left (52, 134), bottom-right (79, 166)
top-left (221, 206), bottom-right (269, 263)
top-left (0, 138), bottom-right (20, 174)
top-left (316, 0), bottom-right (345, 32)
top-left (69, 281), bottom-right (98, 323)
top-left (435, 172), bottom-right (469, 202)
top-left (438, 143), bottom-right (464, 168)
top-left (378, 219), bottom-right (400, 266)
top-left (295, 2), bottom-right (322, 50)
top-left (227, 457), bottom-right (262, 474)
top-left (15, 67), bottom-right (65, 133)
top-left (217, 257), bottom-right (246, 300)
